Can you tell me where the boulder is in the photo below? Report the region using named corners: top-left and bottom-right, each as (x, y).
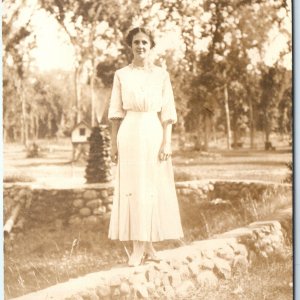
top-left (175, 280), bottom-right (195, 298)
top-left (196, 270), bottom-right (218, 287)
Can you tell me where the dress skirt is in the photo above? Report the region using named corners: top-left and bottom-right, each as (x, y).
top-left (108, 111), bottom-right (183, 242)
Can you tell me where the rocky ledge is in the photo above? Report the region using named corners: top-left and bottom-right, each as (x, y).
top-left (10, 218), bottom-right (290, 300)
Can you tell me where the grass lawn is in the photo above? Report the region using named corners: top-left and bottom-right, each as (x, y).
top-left (3, 138), bottom-right (292, 184)
top-left (3, 138), bottom-right (293, 299)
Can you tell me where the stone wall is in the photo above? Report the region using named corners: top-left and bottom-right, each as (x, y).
top-left (5, 180), bottom-right (292, 299)
top-left (176, 180), bottom-right (291, 204)
top-left (10, 219), bottom-right (289, 300)
top-left (4, 180), bottom-right (291, 232)
top-left (4, 183), bottom-right (113, 231)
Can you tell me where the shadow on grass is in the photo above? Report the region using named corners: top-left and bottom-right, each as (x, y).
top-left (174, 160), bottom-right (288, 167)
top-left (14, 161), bottom-right (75, 167)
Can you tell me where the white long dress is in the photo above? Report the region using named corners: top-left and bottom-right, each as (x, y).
top-left (108, 64), bottom-right (183, 242)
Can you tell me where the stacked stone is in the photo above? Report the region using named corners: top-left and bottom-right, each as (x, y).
top-left (238, 220), bottom-right (285, 259)
top-left (4, 185), bottom-right (32, 214)
top-left (211, 181), bottom-right (293, 202)
top-left (3, 184), bottom-right (114, 230)
top-left (85, 125), bottom-right (112, 183)
top-left (77, 221), bottom-right (283, 299)
top-left (3, 184), bottom-right (32, 232)
top-left (176, 181), bottom-right (215, 204)
top-left (3, 180), bottom-right (291, 235)
top-left (5, 202), bottom-right (289, 300)
top-left (176, 181), bottom-right (292, 207)
top-left (69, 187), bottom-right (114, 226)
top-left (16, 222), bottom-right (278, 300)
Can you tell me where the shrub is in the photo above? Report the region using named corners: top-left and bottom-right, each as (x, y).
top-left (3, 174), bottom-right (34, 183)
top-left (283, 161), bottom-right (293, 183)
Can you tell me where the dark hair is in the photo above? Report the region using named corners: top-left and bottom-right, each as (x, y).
top-left (125, 27), bottom-right (156, 49)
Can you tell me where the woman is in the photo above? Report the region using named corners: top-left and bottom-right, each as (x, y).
top-left (108, 27), bottom-right (183, 266)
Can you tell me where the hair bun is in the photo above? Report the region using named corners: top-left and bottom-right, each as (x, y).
top-left (125, 27), bottom-right (156, 49)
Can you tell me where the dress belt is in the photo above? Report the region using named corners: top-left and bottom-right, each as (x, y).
top-left (126, 110), bottom-right (159, 114)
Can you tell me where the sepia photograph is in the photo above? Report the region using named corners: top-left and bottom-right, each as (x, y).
top-left (3, 0), bottom-right (293, 299)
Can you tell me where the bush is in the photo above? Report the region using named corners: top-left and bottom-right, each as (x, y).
top-left (283, 161), bottom-right (293, 183)
top-left (26, 142), bottom-right (40, 158)
top-left (3, 174), bottom-right (34, 183)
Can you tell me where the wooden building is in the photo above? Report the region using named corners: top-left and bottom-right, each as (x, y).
top-left (71, 121), bottom-right (92, 161)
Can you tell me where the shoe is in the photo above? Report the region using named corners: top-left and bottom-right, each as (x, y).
top-left (144, 253), bottom-right (161, 263)
top-left (128, 252), bottom-right (145, 267)
top-left (128, 241), bottom-right (146, 267)
top-left (144, 242), bottom-right (161, 263)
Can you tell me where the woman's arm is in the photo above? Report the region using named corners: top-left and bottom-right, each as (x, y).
top-left (159, 122), bottom-right (173, 161)
top-left (111, 119), bottom-right (122, 163)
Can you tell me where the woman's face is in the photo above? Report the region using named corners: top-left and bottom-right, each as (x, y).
top-left (131, 32), bottom-right (151, 60)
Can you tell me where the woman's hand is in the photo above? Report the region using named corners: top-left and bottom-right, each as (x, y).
top-left (111, 143), bottom-right (118, 164)
top-left (159, 142), bottom-right (172, 161)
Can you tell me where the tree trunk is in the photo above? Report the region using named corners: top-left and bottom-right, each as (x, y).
top-left (194, 115), bottom-right (203, 151)
top-left (35, 116), bottom-right (39, 140)
top-left (224, 83), bottom-right (231, 150)
top-left (203, 113), bottom-right (209, 151)
top-left (74, 66), bottom-right (82, 124)
top-left (3, 127), bottom-right (7, 143)
top-left (19, 79), bottom-right (28, 147)
top-left (248, 96), bottom-right (255, 149)
top-left (232, 118), bottom-right (238, 149)
top-left (91, 59), bottom-right (96, 127)
top-left (178, 114), bottom-right (186, 149)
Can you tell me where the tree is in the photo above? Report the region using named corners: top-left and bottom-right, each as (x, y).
top-left (39, 0), bottom-right (142, 126)
top-left (259, 64), bottom-right (291, 148)
top-left (157, 0), bottom-right (291, 150)
top-left (3, 0), bottom-right (36, 145)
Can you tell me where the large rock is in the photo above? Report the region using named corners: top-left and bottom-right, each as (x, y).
top-left (79, 208), bottom-right (92, 217)
top-left (169, 271), bottom-right (182, 288)
top-left (175, 280), bottom-right (195, 298)
top-left (93, 206), bottom-right (107, 215)
top-left (188, 261), bottom-right (199, 277)
top-left (129, 272), bottom-right (147, 285)
top-left (119, 282), bottom-right (130, 295)
top-left (145, 282), bottom-right (155, 295)
top-left (84, 216), bottom-right (99, 226)
top-left (95, 284), bottom-right (111, 298)
top-left (213, 257), bottom-right (231, 279)
top-left (196, 270), bottom-right (218, 287)
top-left (216, 244), bottom-right (235, 261)
top-left (199, 258), bottom-right (214, 270)
top-left (83, 190), bottom-right (98, 200)
top-left (100, 190), bottom-right (109, 198)
top-left (163, 273), bottom-right (174, 287)
top-left (109, 274), bottom-right (122, 287)
top-left (163, 285), bottom-right (176, 299)
top-left (73, 199), bottom-right (84, 208)
top-left (69, 216), bottom-right (82, 225)
top-left (232, 255), bottom-right (249, 275)
top-left (78, 290), bottom-right (98, 300)
top-left (135, 284), bottom-right (148, 299)
top-left (86, 199), bottom-right (102, 209)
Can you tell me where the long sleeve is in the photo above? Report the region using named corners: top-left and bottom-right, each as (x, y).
top-left (161, 72), bottom-right (177, 124)
top-left (108, 72), bottom-right (126, 120)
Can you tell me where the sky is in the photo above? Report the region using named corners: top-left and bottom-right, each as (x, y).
top-left (30, 10), bottom-right (76, 71)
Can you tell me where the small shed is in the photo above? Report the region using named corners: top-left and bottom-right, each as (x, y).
top-left (71, 121), bottom-right (92, 144)
top-left (71, 121), bottom-right (92, 161)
